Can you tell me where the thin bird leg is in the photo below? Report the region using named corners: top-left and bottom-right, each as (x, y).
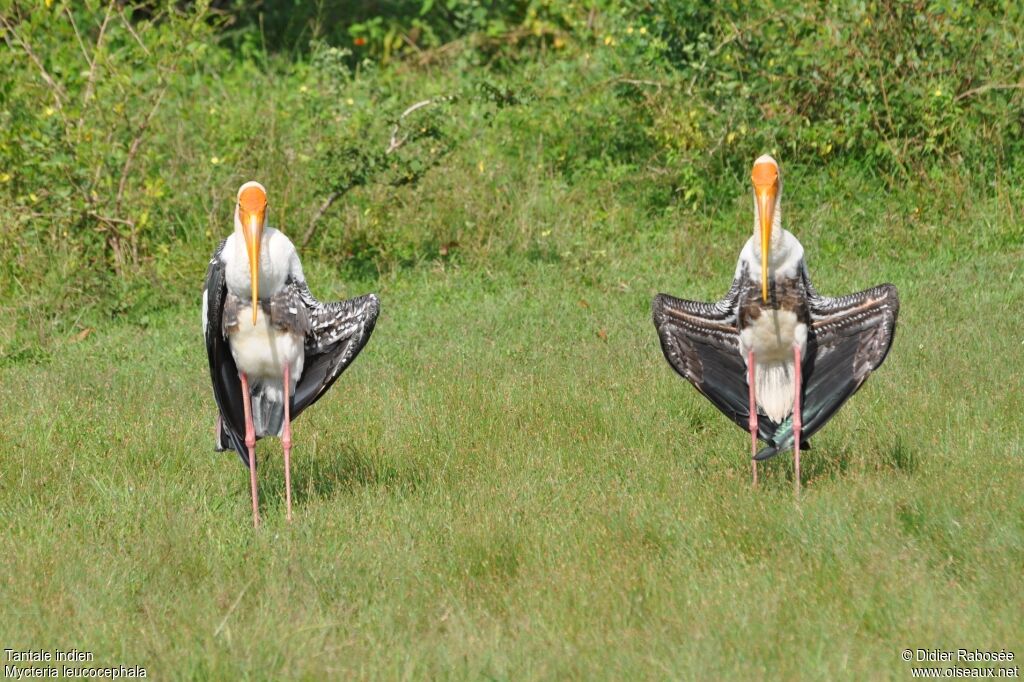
top-left (239, 372), bottom-right (260, 528)
top-left (748, 350), bottom-right (758, 487)
top-left (793, 344), bottom-right (802, 494)
top-left (282, 364), bottom-right (293, 523)
top-left (214, 413), bottom-right (221, 449)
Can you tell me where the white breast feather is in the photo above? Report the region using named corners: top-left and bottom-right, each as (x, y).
top-left (224, 228), bottom-right (299, 299)
top-left (228, 306), bottom-right (305, 382)
top-left (735, 230), bottom-right (809, 423)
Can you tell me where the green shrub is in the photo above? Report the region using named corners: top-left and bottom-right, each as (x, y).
top-left (0, 1), bottom-right (223, 360)
top-left (1, 0), bottom-right (1021, 362)
top-left (630, 0), bottom-right (1024, 180)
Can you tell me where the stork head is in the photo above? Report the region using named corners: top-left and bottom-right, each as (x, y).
top-left (751, 154), bottom-right (780, 302)
top-left (236, 181), bottom-right (267, 324)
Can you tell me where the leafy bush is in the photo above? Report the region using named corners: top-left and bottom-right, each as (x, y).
top-left (631, 0), bottom-right (1024, 181)
top-left (1, 0), bottom-right (1021, 362)
top-left (0, 1), bottom-right (222, 359)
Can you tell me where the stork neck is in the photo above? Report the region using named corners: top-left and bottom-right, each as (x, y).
top-left (225, 220), bottom-right (290, 300)
top-left (740, 228), bottom-right (803, 285)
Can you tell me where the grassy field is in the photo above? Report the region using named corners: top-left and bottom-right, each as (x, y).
top-left (3, 2), bottom-right (1024, 678)
top-left (2, 166), bottom-right (1022, 678)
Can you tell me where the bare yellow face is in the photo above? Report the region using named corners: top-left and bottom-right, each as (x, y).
top-left (751, 160), bottom-right (779, 302)
top-left (237, 184), bottom-right (267, 324)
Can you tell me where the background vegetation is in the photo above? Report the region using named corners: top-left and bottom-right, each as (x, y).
top-left (1, 1), bottom-right (1022, 679)
top-left (2, 0), bottom-right (1022, 361)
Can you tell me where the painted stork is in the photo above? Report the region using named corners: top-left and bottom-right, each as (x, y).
top-left (203, 181), bottom-right (379, 526)
top-left (652, 155), bottom-right (898, 491)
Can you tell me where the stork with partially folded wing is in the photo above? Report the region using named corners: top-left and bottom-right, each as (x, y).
top-left (203, 182), bottom-right (379, 526)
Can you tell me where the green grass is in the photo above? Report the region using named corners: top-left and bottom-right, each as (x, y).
top-left (2, 171), bottom-right (1022, 679)
top-left (3, 3), bottom-right (1023, 677)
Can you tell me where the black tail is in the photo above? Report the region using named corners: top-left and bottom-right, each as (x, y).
top-left (754, 440), bottom-right (810, 462)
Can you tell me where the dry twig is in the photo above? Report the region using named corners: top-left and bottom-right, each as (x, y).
top-left (301, 191), bottom-right (345, 247)
top-left (954, 81), bottom-right (1024, 102)
top-left (386, 96), bottom-right (451, 154)
top-left (0, 15), bottom-right (68, 111)
top-left (303, 95), bottom-right (452, 247)
top-left (115, 87), bottom-right (167, 214)
top-left (76, 1), bottom-right (115, 113)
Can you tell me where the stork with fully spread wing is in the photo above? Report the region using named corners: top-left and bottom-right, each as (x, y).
top-left (203, 182), bottom-right (379, 526)
top-left (652, 156), bottom-right (898, 491)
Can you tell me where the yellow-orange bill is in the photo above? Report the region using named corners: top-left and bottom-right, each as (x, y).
top-left (245, 215), bottom-right (260, 325)
top-left (751, 161), bottom-right (778, 303)
top-left (758, 188), bottom-right (772, 302)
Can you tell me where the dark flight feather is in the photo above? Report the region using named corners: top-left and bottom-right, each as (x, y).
top-left (653, 265), bottom-right (898, 460)
top-left (203, 241), bottom-right (248, 462)
top-left (652, 286), bottom-right (781, 442)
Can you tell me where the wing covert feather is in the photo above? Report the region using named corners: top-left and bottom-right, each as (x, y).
top-left (292, 284), bottom-right (379, 418)
top-left (652, 290), bottom-right (779, 441)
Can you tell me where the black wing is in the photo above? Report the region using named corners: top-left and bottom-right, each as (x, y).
top-left (754, 277), bottom-right (899, 460)
top-left (652, 285), bottom-right (780, 442)
top-left (203, 240), bottom-right (249, 465)
top-left (292, 282), bottom-right (380, 418)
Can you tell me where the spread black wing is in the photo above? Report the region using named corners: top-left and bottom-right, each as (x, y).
top-left (754, 277), bottom-right (899, 461)
top-left (652, 284), bottom-right (781, 442)
top-left (292, 283), bottom-right (379, 419)
top-left (203, 240), bottom-right (248, 464)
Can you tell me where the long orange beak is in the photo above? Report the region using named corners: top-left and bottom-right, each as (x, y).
top-left (242, 212), bottom-right (263, 325)
top-left (756, 184), bottom-right (775, 302)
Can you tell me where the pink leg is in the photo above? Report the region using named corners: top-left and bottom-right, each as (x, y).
top-left (282, 365), bottom-right (293, 522)
top-left (239, 372), bottom-right (260, 528)
top-left (793, 345), bottom-right (802, 494)
top-left (748, 350), bottom-right (758, 487)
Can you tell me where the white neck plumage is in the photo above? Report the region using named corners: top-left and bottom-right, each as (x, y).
top-left (739, 181), bottom-right (804, 285)
top-left (224, 220), bottom-right (301, 303)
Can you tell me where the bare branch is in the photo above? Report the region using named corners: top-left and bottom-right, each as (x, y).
top-left (955, 81), bottom-right (1024, 102)
top-left (88, 212), bottom-right (136, 228)
top-left (118, 6), bottom-right (150, 56)
top-left (0, 15), bottom-right (68, 110)
top-left (387, 96), bottom-right (452, 154)
top-left (304, 95), bottom-right (452, 247)
top-left (65, 5), bottom-right (94, 72)
top-left (78, 1), bottom-right (115, 112)
top-left (400, 31), bottom-right (423, 55)
top-left (594, 75), bottom-right (666, 94)
top-left (708, 17), bottom-right (771, 57)
top-left (301, 191), bottom-right (345, 248)
top-left (617, 78), bottom-right (665, 89)
top-left (89, 213), bottom-right (135, 278)
top-left (115, 87), bottom-right (167, 214)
